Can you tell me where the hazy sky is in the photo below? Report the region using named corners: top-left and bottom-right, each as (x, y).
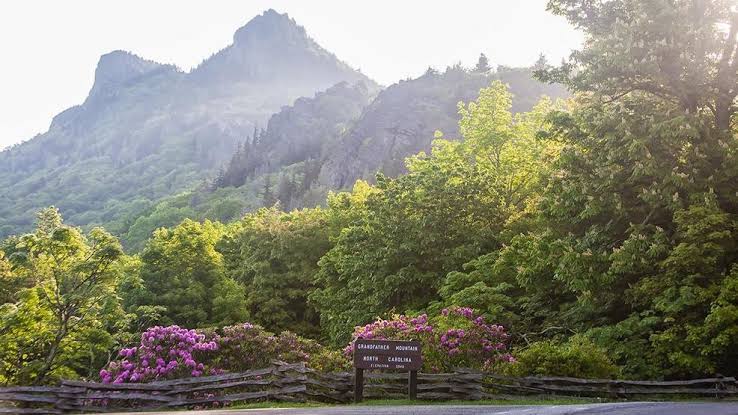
top-left (0, 1), bottom-right (582, 150)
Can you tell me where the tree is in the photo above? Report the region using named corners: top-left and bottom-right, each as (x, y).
top-left (499, 0), bottom-right (738, 378)
top-left (311, 82), bottom-right (561, 345)
top-left (277, 174), bottom-right (297, 210)
top-left (474, 53), bottom-right (491, 73)
top-left (219, 207), bottom-right (331, 337)
top-left (0, 251), bottom-right (20, 305)
top-left (1, 207), bottom-right (124, 384)
top-left (542, 0), bottom-right (738, 132)
top-left (262, 176), bottom-right (277, 207)
top-left (131, 219), bottom-right (247, 327)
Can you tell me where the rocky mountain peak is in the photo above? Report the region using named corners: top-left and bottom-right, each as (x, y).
top-left (87, 50), bottom-right (169, 101)
top-left (192, 9), bottom-right (371, 86)
top-left (232, 9), bottom-right (308, 48)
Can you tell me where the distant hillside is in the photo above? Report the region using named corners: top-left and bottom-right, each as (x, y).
top-left (318, 64), bottom-right (567, 189)
top-left (117, 64), bottom-right (566, 250)
top-left (0, 9), bottom-right (373, 238)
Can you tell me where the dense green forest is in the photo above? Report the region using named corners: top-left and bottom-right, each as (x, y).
top-left (3, 0), bottom-right (738, 386)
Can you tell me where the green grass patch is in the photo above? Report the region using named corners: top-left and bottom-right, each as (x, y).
top-left (357, 396), bottom-right (605, 406)
top-left (231, 395), bottom-right (605, 410)
top-left (230, 401), bottom-right (327, 410)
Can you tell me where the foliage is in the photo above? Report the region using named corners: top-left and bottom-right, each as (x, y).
top-left (101, 323), bottom-right (336, 383)
top-left (0, 207), bottom-right (125, 385)
top-left (501, 335), bottom-right (619, 379)
top-left (543, 0), bottom-right (738, 132)
top-left (489, 0), bottom-right (738, 379)
top-left (9, 1), bottom-right (738, 384)
top-left (127, 219), bottom-right (248, 327)
top-left (0, 251), bottom-right (22, 305)
top-left (312, 82), bottom-right (561, 345)
top-left (218, 207), bottom-right (331, 337)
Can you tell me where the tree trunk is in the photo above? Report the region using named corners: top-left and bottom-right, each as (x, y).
top-left (33, 322), bottom-right (67, 385)
top-left (715, 100), bottom-right (733, 132)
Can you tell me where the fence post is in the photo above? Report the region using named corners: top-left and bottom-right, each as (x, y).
top-left (354, 368), bottom-right (364, 403)
top-left (408, 370), bottom-right (417, 400)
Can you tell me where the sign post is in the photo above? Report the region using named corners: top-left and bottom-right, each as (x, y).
top-left (352, 339), bottom-right (422, 403)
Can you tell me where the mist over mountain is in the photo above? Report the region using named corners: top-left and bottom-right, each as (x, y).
top-left (319, 64), bottom-right (567, 189)
top-left (0, 10), bottom-right (373, 238)
top-left (0, 9), bottom-right (564, 245)
top-left (111, 63), bottom-right (567, 250)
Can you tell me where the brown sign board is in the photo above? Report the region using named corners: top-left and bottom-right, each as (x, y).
top-left (353, 339), bottom-right (422, 371)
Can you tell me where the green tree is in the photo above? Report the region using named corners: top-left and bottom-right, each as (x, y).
top-left (0, 251), bottom-right (20, 305)
top-left (494, 0), bottom-right (738, 378)
top-left (262, 176), bottom-right (277, 207)
top-left (219, 207), bottom-right (331, 337)
top-left (474, 53), bottom-right (491, 74)
top-left (312, 82), bottom-right (560, 345)
top-left (132, 219), bottom-right (247, 327)
top-left (0, 207), bottom-right (124, 384)
top-left (543, 0), bottom-right (738, 132)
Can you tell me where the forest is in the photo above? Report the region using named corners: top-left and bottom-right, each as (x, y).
top-left (3, 0), bottom-right (738, 387)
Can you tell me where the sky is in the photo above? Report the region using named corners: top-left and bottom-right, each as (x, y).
top-left (0, 1), bottom-right (582, 150)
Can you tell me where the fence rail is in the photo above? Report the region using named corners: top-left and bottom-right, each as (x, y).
top-left (2, 361), bottom-right (736, 414)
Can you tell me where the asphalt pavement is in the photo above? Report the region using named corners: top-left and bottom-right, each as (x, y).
top-left (104, 402), bottom-right (738, 415)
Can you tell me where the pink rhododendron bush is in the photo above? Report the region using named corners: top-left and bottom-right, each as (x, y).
top-left (100, 323), bottom-right (344, 383)
top-left (100, 308), bottom-right (513, 384)
top-left (344, 306), bottom-right (515, 372)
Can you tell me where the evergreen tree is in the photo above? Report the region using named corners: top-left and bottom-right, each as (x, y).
top-left (277, 174), bottom-right (297, 210)
top-left (212, 166), bottom-right (226, 189)
top-left (474, 53), bottom-right (491, 73)
top-left (262, 176), bottom-right (277, 207)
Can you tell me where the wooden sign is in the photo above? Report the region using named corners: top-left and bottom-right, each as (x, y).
top-left (353, 339), bottom-right (422, 370)
top-left (352, 339), bottom-right (422, 402)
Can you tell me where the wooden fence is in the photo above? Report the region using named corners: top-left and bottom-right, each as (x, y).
top-left (2, 361), bottom-right (736, 414)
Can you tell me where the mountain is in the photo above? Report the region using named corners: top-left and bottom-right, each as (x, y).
top-left (0, 10), bottom-right (374, 238)
top-left (319, 64), bottom-right (568, 190)
top-left (214, 81), bottom-right (376, 190)
top-left (117, 81), bottom-right (376, 250)
top-left (114, 64), bottom-right (567, 250)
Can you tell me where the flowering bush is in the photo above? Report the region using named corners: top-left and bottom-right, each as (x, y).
top-left (102, 323), bottom-right (327, 383)
top-left (215, 323), bottom-right (319, 372)
top-left (100, 325), bottom-right (217, 384)
top-left (100, 309), bottom-right (514, 384)
top-left (344, 306), bottom-right (514, 372)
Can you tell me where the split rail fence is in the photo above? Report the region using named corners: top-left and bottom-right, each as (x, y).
top-left (1, 361), bottom-right (736, 414)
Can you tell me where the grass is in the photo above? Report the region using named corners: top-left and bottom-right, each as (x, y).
top-left (359, 396), bottom-right (605, 405)
top-left (231, 395), bottom-right (605, 410)
top-left (230, 401), bottom-right (328, 410)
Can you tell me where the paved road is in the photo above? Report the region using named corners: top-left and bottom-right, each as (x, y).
top-left (105, 402), bottom-right (738, 415)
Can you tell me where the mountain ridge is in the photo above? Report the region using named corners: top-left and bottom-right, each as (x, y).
top-left (0, 10), bottom-right (374, 238)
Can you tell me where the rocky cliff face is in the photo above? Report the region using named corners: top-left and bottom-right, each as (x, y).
top-left (256, 81), bottom-right (377, 171)
top-left (317, 66), bottom-right (567, 190)
top-left (213, 81), bottom-right (376, 190)
top-left (0, 10), bottom-right (374, 237)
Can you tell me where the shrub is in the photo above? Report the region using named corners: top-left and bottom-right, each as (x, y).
top-left (101, 325), bottom-right (217, 384)
top-left (102, 322), bottom-right (336, 383)
top-left (343, 306), bottom-right (514, 372)
top-left (213, 323), bottom-right (317, 372)
top-left (502, 335), bottom-right (620, 379)
top-left (308, 349), bottom-right (351, 373)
